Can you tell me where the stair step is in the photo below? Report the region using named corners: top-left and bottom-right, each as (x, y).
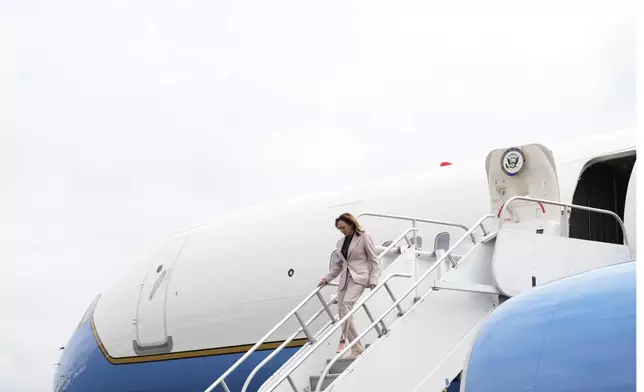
top-left (309, 343), bottom-right (371, 390)
top-left (326, 357), bottom-right (356, 374)
top-left (310, 374), bottom-right (339, 390)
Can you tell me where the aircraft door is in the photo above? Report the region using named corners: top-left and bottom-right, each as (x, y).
top-left (134, 234), bottom-right (190, 354)
top-left (486, 144), bottom-right (561, 226)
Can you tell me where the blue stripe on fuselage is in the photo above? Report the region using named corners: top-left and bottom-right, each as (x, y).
top-left (54, 321), bottom-right (298, 392)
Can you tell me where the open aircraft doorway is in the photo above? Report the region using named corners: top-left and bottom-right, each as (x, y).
top-left (569, 151), bottom-right (636, 245)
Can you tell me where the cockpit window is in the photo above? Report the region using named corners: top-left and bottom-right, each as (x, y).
top-left (77, 294), bottom-right (102, 329)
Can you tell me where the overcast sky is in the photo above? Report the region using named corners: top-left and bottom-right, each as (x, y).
top-left (0, 0), bottom-right (636, 390)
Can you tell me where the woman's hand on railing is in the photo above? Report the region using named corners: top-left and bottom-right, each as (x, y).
top-left (317, 278), bottom-right (328, 287)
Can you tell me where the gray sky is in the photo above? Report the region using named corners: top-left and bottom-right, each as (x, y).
top-left (0, 1), bottom-right (636, 390)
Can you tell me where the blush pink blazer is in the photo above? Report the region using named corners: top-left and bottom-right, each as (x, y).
top-left (326, 230), bottom-right (380, 288)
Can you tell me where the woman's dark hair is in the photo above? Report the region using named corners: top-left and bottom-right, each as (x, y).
top-left (335, 213), bottom-right (363, 235)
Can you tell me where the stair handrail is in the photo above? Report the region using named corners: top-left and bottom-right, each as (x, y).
top-left (313, 214), bottom-right (496, 392)
top-left (356, 212), bottom-right (479, 242)
top-left (241, 296), bottom-right (346, 392)
top-left (204, 227), bottom-right (420, 392)
top-left (203, 281), bottom-right (339, 392)
top-left (263, 271), bottom-right (413, 392)
top-left (265, 215), bottom-right (494, 392)
top-left (238, 227), bottom-right (420, 392)
top-left (498, 196), bottom-right (630, 248)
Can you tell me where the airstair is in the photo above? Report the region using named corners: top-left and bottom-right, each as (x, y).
top-left (203, 144), bottom-right (634, 392)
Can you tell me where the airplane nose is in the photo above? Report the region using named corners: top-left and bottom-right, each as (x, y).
top-left (53, 321), bottom-right (93, 391)
top-left (54, 295), bottom-right (101, 392)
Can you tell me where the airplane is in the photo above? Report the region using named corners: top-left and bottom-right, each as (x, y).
top-left (53, 128), bottom-right (636, 392)
top-left (459, 259), bottom-right (636, 392)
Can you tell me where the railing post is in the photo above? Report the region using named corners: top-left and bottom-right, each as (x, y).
top-left (447, 254), bottom-right (457, 268)
top-left (479, 222), bottom-right (488, 236)
top-left (294, 311), bottom-right (315, 343)
top-left (384, 282), bottom-right (405, 317)
top-left (434, 248), bottom-right (443, 292)
top-left (286, 376), bottom-right (298, 392)
top-left (411, 219), bottom-right (418, 248)
top-left (560, 206), bottom-right (565, 237)
top-left (412, 219), bottom-right (419, 303)
top-left (379, 319), bottom-right (388, 335)
top-left (362, 304), bottom-right (383, 337)
top-left (316, 292), bottom-right (336, 323)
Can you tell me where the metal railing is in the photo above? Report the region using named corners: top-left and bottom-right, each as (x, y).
top-left (204, 227), bottom-right (420, 392)
top-left (356, 212), bottom-right (478, 243)
top-left (498, 196), bottom-right (630, 249)
top-left (237, 228), bottom-right (419, 392)
top-left (264, 214), bottom-right (495, 392)
top-left (313, 214), bottom-right (495, 392)
top-left (261, 272), bottom-right (413, 392)
top-left (203, 281), bottom-right (339, 392)
top-left (240, 306), bottom-right (338, 392)
top-left (356, 212), bottom-right (482, 301)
